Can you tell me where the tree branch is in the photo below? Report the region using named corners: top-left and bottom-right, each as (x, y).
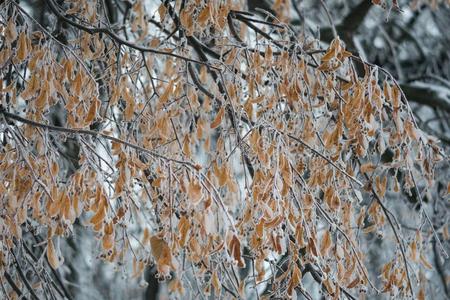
top-left (400, 83), bottom-right (450, 114)
top-left (4, 271), bottom-right (27, 300)
top-left (0, 108), bottom-right (197, 169)
top-left (43, 0), bottom-right (218, 68)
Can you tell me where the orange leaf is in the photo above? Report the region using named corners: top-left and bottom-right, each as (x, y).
top-left (85, 97), bottom-right (99, 125)
top-left (90, 206), bottom-right (106, 226)
top-left (210, 106), bottom-right (225, 129)
top-left (158, 4), bottom-right (167, 21)
top-left (159, 80), bottom-right (174, 107)
top-left (360, 163), bottom-right (376, 173)
top-left (16, 31), bottom-right (28, 61)
top-left (150, 235), bottom-right (174, 276)
top-left (287, 264), bottom-right (302, 296)
top-left (35, 81), bottom-right (49, 109)
top-left (229, 234), bottom-right (245, 268)
top-left (197, 4), bottom-right (210, 28)
top-left (187, 180), bottom-right (203, 205)
top-left (6, 18), bottom-right (17, 42)
top-left (102, 233), bottom-right (115, 250)
top-left (320, 230), bottom-right (332, 257)
top-left (178, 216), bottom-right (190, 247)
top-left (347, 276), bottom-right (360, 289)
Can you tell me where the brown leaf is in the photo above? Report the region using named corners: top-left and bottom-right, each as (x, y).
top-left (229, 234), bottom-right (245, 268)
top-left (360, 163), bottom-right (376, 173)
top-left (35, 81), bottom-right (49, 110)
top-left (287, 264), bottom-right (302, 296)
top-left (159, 80), bottom-right (174, 107)
top-left (418, 287), bottom-right (425, 300)
top-left (197, 4), bottom-right (210, 28)
top-left (6, 18), bottom-right (17, 42)
top-left (150, 235), bottom-right (172, 265)
top-left (47, 239), bottom-right (62, 269)
top-left (102, 233), bottom-right (115, 250)
top-left (85, 97), bottom-right (99, 125)
top-left (123, 92), bottom-right (135, 121)
top-left (347, 276), bottom-right (360, 289)
top-left (410, 241), bottom-right (418, 262)
top-left (158, 4), bottom-right (167, 21)
top-left (210, 106), bottom-right (225, 129)
top-left (178, 216), bottom-right (190, 247)
top-left (180, 8), bottom-right (194, 36)
top-left (376, 175), bottom-right (387, 198)
top-left (320, 230), bottom-right (332, 257)
top-left (16, 31), bottom-right (28, 61)
top-left (308, 237), bottom-right (318, 257)
top-left (90, 206), bottom-right (106, 226)
top-left (187, 180), bottom-right (203, 205)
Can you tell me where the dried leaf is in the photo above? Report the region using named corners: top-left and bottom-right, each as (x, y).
top-left (159, 80), bottom-right (174, 107)
top-left (90, 206), bottom-right (106, 226)
top-left (420, 252), bottom-right (433, 269)
top-left (178, 216), bottom-right (190, 247)
top-left (150, 235), bottom-right (173, 272)
top-left (85, 97), bottom-right (99, 125)
top-left (47, 239), bottom-right (62, 269)
top-left (197, 4), bottom-right (210, 28)
top-left (187, 180), bottom-right (203, 205)
top-left (287, 264), bottom-right (302, 296)
top-left (229, 234), bottom-right (245, 268)
top-left (320, 230), bottom-right (332, 257)
top-left (6, 18), bottom-right (17, 42)
top-left (158, 4), bottom-right (167, 21)
top-left (360, 163), bottom-right (376, 173)
top-left (102, 233), bottom-right (114, 250)
top-left (210, 106), bottom-right (225, 129)
top-left (16, 31), bottom-right (28, 61)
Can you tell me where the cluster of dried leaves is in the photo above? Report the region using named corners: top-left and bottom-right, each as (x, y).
top-left (0, 0), bottom-right (448, 299)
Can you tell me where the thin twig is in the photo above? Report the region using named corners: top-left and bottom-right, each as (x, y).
top-left (10, 249), bottom-right (40, 300)
top-left (4, 271), bottom-right (27, 300)
top-left (359, 166), bottom-right (415, 296)
top-left (0, 109), bottom-right (197, 169)
top-left (319, 0), bottom-right (337, 38)
top-left (283, 131), bottom-right (363, 186)
top-left (44, 0), bottom-right (219, 69)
